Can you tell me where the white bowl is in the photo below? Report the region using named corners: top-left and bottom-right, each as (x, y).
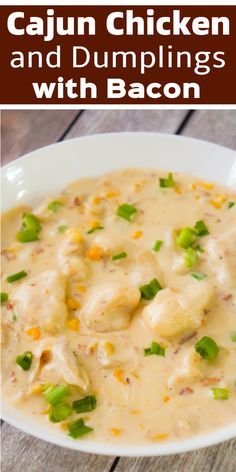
top-left (2, 132), bottom-right (236, 456)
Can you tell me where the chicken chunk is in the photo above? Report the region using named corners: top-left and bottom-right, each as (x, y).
top-left (167, 349), bottom-right (205, 389)
top-left (81, 282), bottom-right (141, 332)
top-left (142, 281), bottom-right (214, 338)
top-left (30, 337), bottom-right (89, 391)
top-left (12, 270), bottom-right (67, 333)
top-left (206, 228), bottom-right (236, 289)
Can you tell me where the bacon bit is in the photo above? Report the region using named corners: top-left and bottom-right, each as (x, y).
top-left (40, 351), bottom-right (51, 365)
top-left (179, 387), bottom-right (194, 395)
top-left (113, 368), bottom-right (128, 385)
top-left (67, 318), bottom-right (80, 332)
top-left (199, 182), bottom-right (214, 190)
top-left (31, 384), bottom-right (43, 394)
top-left (10, 371), bottom-right (17, 383)
top-left (73, 197), bottom-right (81, 206)
top-left (174, 185), bottom-right (182, 195)
top-left (151, 434), bottom-right (169, 441)
top-left (35, 246), bottom-right (44, 254)
top-left (163, 396), bottom-right (170, 403)
top-left (189, 183), bottom-right (196, 190)
top-left (86, 246), bottom-right (103, 261)
top-left (92, 196), bottom-right (102, 204)
top-left (26, 327), bottom-right (41, 340)
top-left (210, 199), bottom-right (221, 209)
top-left (132, 230), bottom-right (143, 239)
top-left (130, 409), bottom-right (141, 415)
top-left (110, 428), bottom-right (122, 436)
top-left (105, 190), bottom-right (120, 199)
top-left (7, 302), bottom-right (14, 310)
top-left (85, 342), bottom-right (98, 355)
top-left (131, 371), bottom-right (140, 380)
top-left (1, 250), bottom-right (17, 261)
top-left (67, 298), bottom-right (81, 310)
top-left (77, 285), bottom-right (87, 293)
top-left (221, 293), bottom-right (232, 301)
top-left (201, 377), bottom-right (221, 387)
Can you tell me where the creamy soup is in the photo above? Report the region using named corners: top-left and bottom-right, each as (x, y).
top-left (1, 168), bottom-right (236, 444)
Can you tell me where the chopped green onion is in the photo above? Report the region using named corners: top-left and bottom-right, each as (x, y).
top-left (58, 225), bottom-right (68, 233)
top-left (67, 418), bottom-right (93, 439)
top-left (16, 351), bottom-right (33, 370)
top-left (117, 203), bottom-right (137, 221)
top-left (22, 213), bottom-right (41, 233)
top-left (176, 227), bottom-right (197, 249)
top-left (184, 247), bottom-right (198, 268)
top-left (7, 271), bottom-right (27, 283)
top-left (195, 336), bottom-right (219, 361)
top-left (231, 332), bottom-right (236, 342)
top-left (48, 201), bottom-right (63, 212)
top-left (228, 201), bottom-right (235, 209)
top-left (49, 403), bottom-right (73, 423)
top-left (87, 226), bottom-right (104, 234)
top-left (43, 384), bottom-right (70, 406)
top-left (152, 240), bottom-right (163, 252)
top-left (191, 272), bottom-right (207, 281)
top-left (159, 172), bottom-right (175, 188)
top-left (12, 313), bottom-right (18, 322)
top-left (211, 388), bottom-right (229, 400)
top-left (1, 292), bottom-right (9, 303)
top-left (139, 278), bottom-right (162, 300)
top-left (144, 341), bottom-right (165, 357)
top-left (73, 395), bottom-right (97, 413)
top-left (194, 220), bottom-right (209, 236)
top-left (193, 244), bottom-right (204, 253)
top-left (17, 229), bottom-right (39, 243)
top-left (112, 252), bottom-right (127, 261)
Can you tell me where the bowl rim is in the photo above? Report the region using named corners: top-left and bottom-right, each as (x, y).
top-left (1, 131), bottom-right (236, 456)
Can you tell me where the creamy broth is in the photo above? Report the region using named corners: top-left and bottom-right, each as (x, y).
top-left (1, 168), bottom-right (236, 444)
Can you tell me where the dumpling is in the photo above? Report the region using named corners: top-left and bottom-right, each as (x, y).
top-left (58, 228), bottom-right (90, 279)
top-left (81, 282), bottom-right (141, 332)
top-left (93, 232), bottom-right (132, 257)
top-left (12, 270), bottom-right (67, 333)
top-left (128, 250), bottom-right (163, 286)
top-left (142, 280), bottom-right (214, 338)
top-left (30, 336), bottom-right (89, 392)
top-left (167, 349), bottom-right (205, 389)
top-left (206, 228), bottom-right (236, 289)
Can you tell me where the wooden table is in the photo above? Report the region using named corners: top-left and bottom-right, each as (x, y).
top-left (2, 109), bottom-right (236, 472)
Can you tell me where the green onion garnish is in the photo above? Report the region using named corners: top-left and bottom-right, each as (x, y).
top-left (22, 213), bottom-right (41, 233)
top-left (152, 240), bottom-right (163, 252)
top-left (195, 336), bottom-right (219, 361)
top-left (43, 384), bottom-right (70, 406)
top-left (1, 292), bottom-right (9, 303)
top-left (48, 201), bottom-right (63, 212)
top-left (49, 403), bottom-right (73, 423)
top-left (184, 247), bottom-right (198, 268)
top-left (67, 418), bottom-right (93, 439)
top-left (159, 172), bottom-right (174, 188)
top-left (12, 313), bottom-right (18, 322)
top-left (139, 278), bottom-right (162, 300)
top-left (112, 252), bottom-right (127, 261)
top-left (194, 220), bottom-right (209, 236)
top-left (176, 227), bottom-right (197, 249)
top-left (211, 388), bottom-right (229, 400)
top-left (16, 351), bottom-right (33, 370)
top-left (231, 332), bottom-right (236, 342)
top-left (7, 271), bottom-right (27, 283)
top-left (228, 201), bottom-right (235, 209)
top-left (87, 226), bottom-right (104, 234)
top-left (193, 244), bottom-right (204, 253)
top-left (58, 225), bottom-right (68, 233)
top-left (73, 395), bottom-right (97, 413)
top-left (17, 229), bottom-right (40, 243)
top-left (144, 341), bottom-right (165, 357)
top-left (191, 272), bottom-right (207, 281)
top-left (117, 203), bottom-right (137, 221)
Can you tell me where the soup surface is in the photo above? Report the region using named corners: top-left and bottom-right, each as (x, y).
top-left (1, 168), bottom-right (236, 444)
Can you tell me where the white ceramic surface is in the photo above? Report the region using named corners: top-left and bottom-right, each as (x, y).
top-left (1, 132), bottom-right (236, 456)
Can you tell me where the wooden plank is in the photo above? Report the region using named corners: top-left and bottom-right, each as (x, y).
top-left (1, 110), bottom-right (80, 165)
top-left (65, 109), bottom-right (187, 138)
top-left (1, 424), bottom-right (115, 472)
top-left (182, 110), bottom-right (236, 150)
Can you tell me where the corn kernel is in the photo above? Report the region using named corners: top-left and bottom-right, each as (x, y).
top-left (174, 185), bottom-right (182, 195)
top-left (26, 327), bottom-right (41, 340)
top-left (90, 220), bottom-right (101, 228)
top-left (60, 423), bottom-right (68, 431)
top-left (111, 428), bottom-right (122, 436)
top-left (67, 318), bottom-right (80, 331)
top-left (77, 285), bottom-right (87, 293)
top-left (131, 371), bottom-right (140, 380)
top-left (86, 246), bottom-right (103, 261)
top-left (104, 341), bottom-right (115, 355)
top-left (151, 434), bottom-right (169, 441)
top-left (130, 409), bottom-right (141, 415)
top-left (132, 230), bottom-right (143, 239)
top-left (31, 384), bottom-right (43, 394)
top-left (105, 190), bottom-right (120, 199)
top-left (199, 182), bottom-right (214, 190)
top-left (163, 396), bottom-right (170, 403)
top-left (92, 196), bottom-right (102, 204)
top-left (189, 183), bottom-right (196, 190)
top-left (210, 200), bottom-right (221, 209)
top-left (68, 229), bottom-right (83, 244)
top-left (113, 368), bottom-right (128, 385)
top-left (67, 298), bottom-right (81, 310)
top-left (216, 194), bottom-right (227, 203)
